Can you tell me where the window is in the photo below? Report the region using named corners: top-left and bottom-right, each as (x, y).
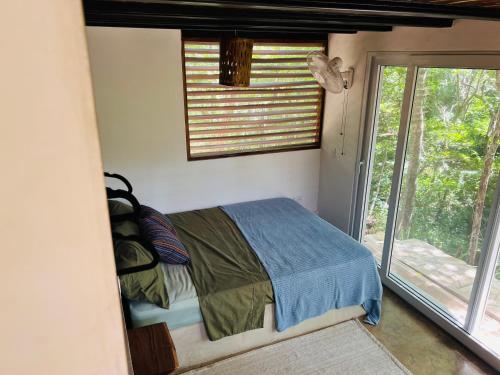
top-left (354, 54), bottom-right (500, 367)
top-left (182, 38), bottom-right (326, 160)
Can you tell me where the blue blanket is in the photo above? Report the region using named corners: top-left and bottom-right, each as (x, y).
top-left (222, 198), bottom-right (382, 331)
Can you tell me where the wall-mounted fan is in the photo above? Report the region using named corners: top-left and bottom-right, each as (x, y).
top-left (307, 52), bottom-right (354, 93)
top-left (307, 52), bottom-right (354, 156)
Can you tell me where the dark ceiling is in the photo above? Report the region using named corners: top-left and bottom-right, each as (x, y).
top-left (83, 0), bottom-right (500, 38)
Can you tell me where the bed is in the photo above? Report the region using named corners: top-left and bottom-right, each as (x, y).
top-left (124, 198), bottom-right (382, 370)
top-left (129, 266), bottom-right (366, 370)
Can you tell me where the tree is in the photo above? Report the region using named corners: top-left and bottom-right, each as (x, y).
top-left (396, 70), bottom-right (428, 238)
top-left (468, 71), bottom-right (500, 265)
top-left (367, 67), bottom-right (499, 269)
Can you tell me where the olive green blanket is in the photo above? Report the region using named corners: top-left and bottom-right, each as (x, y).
top-left (169, 208), bottom-right (273, 341)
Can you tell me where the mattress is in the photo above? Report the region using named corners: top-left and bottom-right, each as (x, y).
top-left (128, 263), bottom-right (203, 329)
top-left (129, 297), bottom-right (202, 330)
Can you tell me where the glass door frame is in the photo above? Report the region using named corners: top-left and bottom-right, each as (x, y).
top-left (353, 52), bottom-right (500, 371)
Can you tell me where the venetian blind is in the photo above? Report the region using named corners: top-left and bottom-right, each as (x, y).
top-left (183, 39), bottom-right (326, 159)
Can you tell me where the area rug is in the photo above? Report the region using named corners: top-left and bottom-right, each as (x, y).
top-left (183, 319), bottom-right (411, 374)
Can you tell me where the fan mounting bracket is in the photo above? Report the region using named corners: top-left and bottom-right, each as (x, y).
top-left (341, 68), bottom-right (354, 90)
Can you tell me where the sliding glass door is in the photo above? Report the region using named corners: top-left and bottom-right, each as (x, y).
top-left (391, 66), bottom-right (499, 325)
top-left (355, 54), bottom-right (500, 370)
top-left (361, 66), bottom-right (407, 264)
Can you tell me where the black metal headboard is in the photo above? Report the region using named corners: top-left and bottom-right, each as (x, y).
top-left (105, 172), bottom-right (159, 276)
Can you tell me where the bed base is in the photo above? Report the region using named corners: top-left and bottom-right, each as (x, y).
top-left (171, 304), bottom-right (365, 371)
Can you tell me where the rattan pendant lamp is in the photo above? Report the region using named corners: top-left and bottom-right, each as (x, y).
top-left (219, 34), bottom-right (253, 87)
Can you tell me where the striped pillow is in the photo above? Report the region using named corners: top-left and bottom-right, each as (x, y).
top-left (139, 205), bottom-right (190, 264)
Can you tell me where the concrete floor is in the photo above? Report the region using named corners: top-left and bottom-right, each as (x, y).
top-left (361, 288), bottom-right (497, 375)
top-left (363, 234), bottom-right (500, 351)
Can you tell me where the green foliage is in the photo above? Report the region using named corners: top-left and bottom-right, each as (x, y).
top-left (366, 67), bottom-right (499, 273)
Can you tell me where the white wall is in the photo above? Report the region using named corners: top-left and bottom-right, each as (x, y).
top-left (319, 19), bottom-right (500, 233)
top-left (86, 27), bottom-right (320, 213)
top-left (0, 1), bottom-right (129, 374)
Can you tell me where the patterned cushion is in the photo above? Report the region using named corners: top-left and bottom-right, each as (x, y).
top-left (139, 205), bottom-right (190, 264)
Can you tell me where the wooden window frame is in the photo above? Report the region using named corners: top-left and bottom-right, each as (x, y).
top-left (181, 35), bottom-right (327, 161)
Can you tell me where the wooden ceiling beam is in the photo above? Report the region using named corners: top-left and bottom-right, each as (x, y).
top-left (84, 0), bottom-right (500, 34)
top-left (86, 11), bottom-right (393, 32)
top-left (84, 1), bottom-right (455, 29)
top-left (83, 0), bottom-right (464, 34)
top-left (146, 0), bottom-right (498, 19)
